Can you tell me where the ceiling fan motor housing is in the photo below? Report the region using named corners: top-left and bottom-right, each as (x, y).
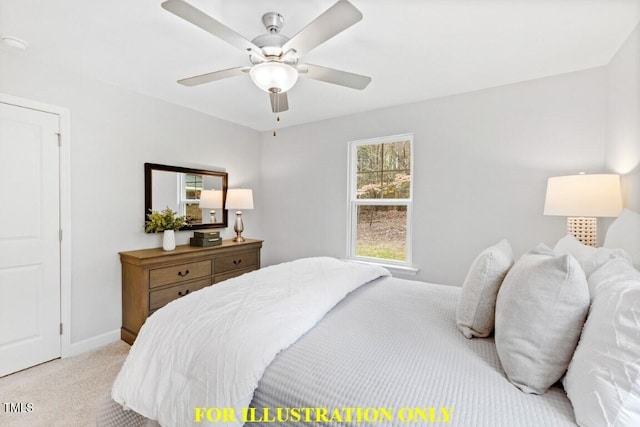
top-left (250, 33), bottom-right (291, 63)
top-left (250, 12), bottom-right (298, 64)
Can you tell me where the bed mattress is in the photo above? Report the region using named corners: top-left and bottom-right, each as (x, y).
top-left (250, 276), bottom-right (577, 427)
top-left (98, 275), bottom-right (577, 426)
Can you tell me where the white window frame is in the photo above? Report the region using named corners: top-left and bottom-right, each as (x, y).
top-left (177, 173), bottom-right (203, 216)
top-left (346, 133), bottom-right (417, 275)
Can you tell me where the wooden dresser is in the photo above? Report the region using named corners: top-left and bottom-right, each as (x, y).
top-left (119, 238), bottom-right (263, 344)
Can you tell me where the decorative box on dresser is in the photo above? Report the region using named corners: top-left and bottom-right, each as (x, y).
top-left (119, 238), bottom-right (262, 344)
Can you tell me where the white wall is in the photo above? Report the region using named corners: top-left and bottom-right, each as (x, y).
top-left (0, 50), bottom-right (262, 347)
top-left (1, 35), bottom-right (627, 347)
top-left (605, 23), bottom-right (640, 211)
top-left (260, 68), bottom-right (607, 285)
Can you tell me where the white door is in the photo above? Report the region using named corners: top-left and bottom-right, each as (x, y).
top-left (0, 102), bottom-right (61, 377)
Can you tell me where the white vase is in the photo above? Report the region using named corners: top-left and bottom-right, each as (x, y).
top-left (162, 230), bottom-right (176, 251)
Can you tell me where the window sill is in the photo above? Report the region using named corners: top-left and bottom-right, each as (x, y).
top-left (349, 259), bottom-right (419, 277)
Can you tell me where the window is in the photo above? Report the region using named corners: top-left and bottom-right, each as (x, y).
top-left (179, 173), bottom-right (203, 222)
top-left (347, 134), bottom-right (413, 268)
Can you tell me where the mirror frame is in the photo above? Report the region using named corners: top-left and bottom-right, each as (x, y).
top-left (144, 163), bottom-right (228, 232)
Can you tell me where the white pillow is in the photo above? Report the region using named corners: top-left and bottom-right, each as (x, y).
top-left (495, 244), bottom-right (589, 394)
top-left (554, 234), bottom-right (632, 278)
top-left (604, 208), bottom-right (640, 270)
top-left (563, 258), bottom-right (640, 427)
top-left (456, 239), bottom-right (514, 338)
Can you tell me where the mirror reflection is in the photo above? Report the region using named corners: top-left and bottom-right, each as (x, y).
top-left (145, 163), bottom-right (228, 231)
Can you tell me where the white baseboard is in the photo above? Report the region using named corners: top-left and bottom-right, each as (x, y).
top-left (64, 329), bottom-right (121, 358)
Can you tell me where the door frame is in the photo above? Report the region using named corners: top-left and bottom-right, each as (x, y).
top-left (0, 93), bottom-right (72, 358)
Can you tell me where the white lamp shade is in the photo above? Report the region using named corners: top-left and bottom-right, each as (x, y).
top-left (199, 189), bottom-right (223, 209)
top-left (226, 189), bottom-right (254, 210)
top-left (249, 62), bottom-right (298, 93)
top-left (544, 174), bottom-right (623, 217)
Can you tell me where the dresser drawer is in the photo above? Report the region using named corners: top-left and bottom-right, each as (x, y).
top-left (214, 267), bottom-right (258, 283)
top-left (120, 239), bottom-right (262, 345)
top-left (149, 260), bottom-right (212, 289)
top-left (215, 251), bottom-right (258, 274)
top-left (149, 278), bottom-right (212, 311)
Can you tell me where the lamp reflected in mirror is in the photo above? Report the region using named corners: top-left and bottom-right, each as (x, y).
top-left (199, 189), bottom-right (223, 223)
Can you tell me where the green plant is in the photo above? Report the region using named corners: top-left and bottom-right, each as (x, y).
top-left (145, 207), bottom-right (187, 233)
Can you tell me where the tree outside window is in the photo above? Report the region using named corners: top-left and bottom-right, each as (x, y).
top-left (348, 134), bottom-right (413, 264)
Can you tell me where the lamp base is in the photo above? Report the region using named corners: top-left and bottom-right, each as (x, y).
top-left (567, 217), bottom-right (597, 247)
top-left (233, 211), bottom-right (245, 242)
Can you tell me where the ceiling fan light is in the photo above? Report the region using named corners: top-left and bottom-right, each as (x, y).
top-left (249, 62), bottom-right (298, 93)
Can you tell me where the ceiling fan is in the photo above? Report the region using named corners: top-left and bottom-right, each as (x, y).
top-left (161, 0), bottom-right (371, 113)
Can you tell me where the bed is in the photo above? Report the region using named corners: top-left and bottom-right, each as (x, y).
top-left (98, 209), bottom-right (640, 427)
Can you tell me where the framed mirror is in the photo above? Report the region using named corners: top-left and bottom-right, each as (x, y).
top-left (144, 163), bottom-right (228, 231)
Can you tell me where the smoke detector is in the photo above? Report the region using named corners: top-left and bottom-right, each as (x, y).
top-left (1, 35), bottom-right (29, 50)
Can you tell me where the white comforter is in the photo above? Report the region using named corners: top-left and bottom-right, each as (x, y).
top-left (111, 257), bottom-right (389, 427)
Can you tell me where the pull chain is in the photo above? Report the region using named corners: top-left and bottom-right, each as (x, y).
top-left (273, 116), bottom-right (281, 137)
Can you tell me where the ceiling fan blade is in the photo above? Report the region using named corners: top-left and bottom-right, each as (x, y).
top-left (269, 91), bottom-right (289, 113)
top-left (178, 66), bottom-right (249, 87)
top-left (282, 0), bottom-right (362, 56)
top-left (298, 64), bottom-right (371, 90)
top-left (162, 0), bottom-right (262, 56)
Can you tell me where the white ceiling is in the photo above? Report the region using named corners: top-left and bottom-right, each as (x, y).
top-left (1, 0), bottom-right (639, 131)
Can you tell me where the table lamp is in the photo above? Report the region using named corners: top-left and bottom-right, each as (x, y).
top-left (225, 189), bottom-right (254, 242)
top-left (544, 173), bottom-right (622, 246)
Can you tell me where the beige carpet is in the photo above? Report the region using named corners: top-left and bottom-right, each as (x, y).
top-left (0, 340), bottom-right (130, 427)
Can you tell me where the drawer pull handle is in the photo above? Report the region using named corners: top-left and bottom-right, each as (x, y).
top-left (233, 259), bottom-right (242, 265)
top-left (178, 289), bottom-right (190, 297)
top-left (178, 270), bottom-right (190, 277)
